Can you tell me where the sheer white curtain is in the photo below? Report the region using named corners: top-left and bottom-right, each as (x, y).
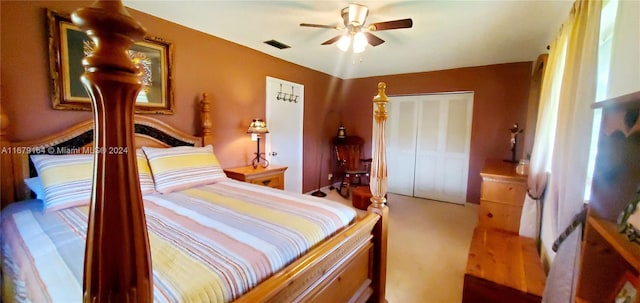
top-left (541, 0), bottom-right (601, 256)
top-left (514, 0), bottom-right (601, 300)
top-left (518, 26), bottom-right (567, 239)
top-left (536, 1), bottom-right (602, 302)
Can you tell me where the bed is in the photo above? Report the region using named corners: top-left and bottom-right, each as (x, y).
top-left (0, 2), bottom-right (390, 303)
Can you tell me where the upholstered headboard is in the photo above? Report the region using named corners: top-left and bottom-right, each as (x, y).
top-left (0, 93), bottom-right (213, 207)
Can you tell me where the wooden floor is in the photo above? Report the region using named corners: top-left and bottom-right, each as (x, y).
top-left (318, 188), bottom-right (479, 303)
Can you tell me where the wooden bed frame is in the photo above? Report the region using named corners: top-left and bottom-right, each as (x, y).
top-left (0, 2), bottom-right (390, 303)
top-left (2, 107), bottom-right (208, 204)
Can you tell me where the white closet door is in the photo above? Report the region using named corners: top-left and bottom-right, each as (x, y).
top-left (414, 93), bottom-right (473, 204)
top-left (386, 97), bottom-right (418, 196)
top-left (387, 93), bottom-right (473, 204)
top-left (413, 95), bottom-right (442, 200)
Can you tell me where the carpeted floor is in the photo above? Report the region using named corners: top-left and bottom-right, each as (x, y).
top-left (315, 187), bottom-right (479, 303)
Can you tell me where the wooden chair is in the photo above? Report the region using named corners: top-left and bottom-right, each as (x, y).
top-left (333, 136), bottom-right (372, 198)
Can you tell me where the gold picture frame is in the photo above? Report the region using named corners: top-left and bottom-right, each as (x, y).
top-left (47, 9), bottom-right (175, 114)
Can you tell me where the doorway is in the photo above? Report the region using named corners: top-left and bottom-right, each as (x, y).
top-left (386, 92), bottom-right (474, 204)
top-left (265, 76), bottom-right (304, 193)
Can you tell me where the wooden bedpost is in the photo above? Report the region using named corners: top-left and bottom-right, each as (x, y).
top-left (71, 1), bottom-right (152, 303)
top-left (0, 104), bottom-right (15, 208)
top-left (201, 93), bottom-right (214, 146)
top-left (368, 82), bottom-right (389, 303)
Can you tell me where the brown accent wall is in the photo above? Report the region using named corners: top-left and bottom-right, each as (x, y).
top-left (0, 1), bottom-right (339, 193)
top-left (341, 63), bottom-right (532, 204)
top-left (1, 1), bottom-right (532, 200)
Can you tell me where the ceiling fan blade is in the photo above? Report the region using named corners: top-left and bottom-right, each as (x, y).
top-left (368, 18), bottom-right (413, 31)
top-left (300, 23), bottom-right (341, 30)
top-left (321, 35), bottom-right (342, 45)
top-left (364, 32), bottom-right (385, 46)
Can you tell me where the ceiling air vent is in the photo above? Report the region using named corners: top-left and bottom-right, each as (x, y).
top-left (264, 40), bottom-right (291, 50)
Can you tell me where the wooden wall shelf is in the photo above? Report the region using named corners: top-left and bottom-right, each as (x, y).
top-left (577, 215), bottom-right (640, 303)
top-left (576, 90), bottom-right (640, 303)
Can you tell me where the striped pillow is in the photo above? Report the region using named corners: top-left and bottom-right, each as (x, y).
top-left (31, 154), bottom-right (94, 212)
top-left (136, 149), bottom-right (156, 195)
top-left (31, 151), bottom-right (157, 212)
top-left (142, 145), bottom-right (228, 193)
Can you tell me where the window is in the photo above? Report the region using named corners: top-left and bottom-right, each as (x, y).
top-left (584, 0), bottom-right (619, 200)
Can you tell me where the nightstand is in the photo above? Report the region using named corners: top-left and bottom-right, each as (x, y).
top-left (478, 159), bottom-right (527, 233)
top-left (223, 165), bottom-right (287, 189)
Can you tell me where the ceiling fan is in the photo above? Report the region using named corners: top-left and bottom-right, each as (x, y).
top-left (300, 3), bottom-right (413, 53)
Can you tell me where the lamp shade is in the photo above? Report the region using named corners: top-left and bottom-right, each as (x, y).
top-left (337, 35), bottom-right (351, 52)
top-left (353, 32), bottom-right (367, 53)
top-left (247, 119), bottom-right (269, 134)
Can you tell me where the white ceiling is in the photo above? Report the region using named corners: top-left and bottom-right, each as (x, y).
top-left (123, 0), bottom-right (573, 79)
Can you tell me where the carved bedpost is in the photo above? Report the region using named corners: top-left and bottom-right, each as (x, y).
top-left (0, 105), bottom-right (15, 208)
top-left (71, 1), bottom-right (152, 303)
top-left (368, 82), bottom-right (389, 303)
top-left (201, 93), bottom-right (214, 146)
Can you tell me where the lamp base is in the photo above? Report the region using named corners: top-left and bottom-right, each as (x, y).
top-left (251, 153), bottom-right (270, 169)
top-left (311, 190), bottom-right (327, 197)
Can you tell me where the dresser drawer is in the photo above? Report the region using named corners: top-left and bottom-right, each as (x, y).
top-left (249, 174), bottom-right (283, 189)
top-left (478, 200), bottom-right (522, 233)
top-left (481, 180), bottom-right (526, 206)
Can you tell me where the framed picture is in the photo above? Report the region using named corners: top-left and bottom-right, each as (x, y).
top-left (618, 187), bottom-right (640, 243)
top-left (47, 9), bottom-right (174, 114)
top-left (613, 271), bottom-right (639, 303)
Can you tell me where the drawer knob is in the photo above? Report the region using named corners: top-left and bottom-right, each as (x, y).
top-left (262, 179), bottom-right (272, 186)
top-left (487, 212), bottom-right (494, 218)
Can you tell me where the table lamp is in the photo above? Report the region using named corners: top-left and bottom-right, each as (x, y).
top-left (247, 119), bottom-right (269, 168)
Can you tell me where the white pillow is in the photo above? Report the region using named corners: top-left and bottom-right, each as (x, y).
top-left (24, 177), bottom-right (45, 200)
top-left (142, 145), bottom-right (228, 193)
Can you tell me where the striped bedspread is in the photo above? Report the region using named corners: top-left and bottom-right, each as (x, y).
top-left (1, 180), bottom-right (356, 303)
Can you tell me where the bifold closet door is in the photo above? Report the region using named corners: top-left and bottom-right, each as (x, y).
top-left (386, 99), bottom-right (418, 196)
top-left (387, 93), bottom-right (473, 204)
top-left (413, 93), bottom-right (473, 204)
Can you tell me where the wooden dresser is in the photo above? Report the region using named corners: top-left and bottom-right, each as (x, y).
top-left (479, 159), bottom-right (527, 233)
top-left (465, 160), bottom-right (545, 303)
top-left (223, 165), bottom-right (287, 190)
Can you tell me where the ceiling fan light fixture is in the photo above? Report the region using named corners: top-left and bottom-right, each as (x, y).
top-left (353, 32), bottom-right (367, 53)
top-left (337, 34), bottom-right (351, 52)
top-left (348, 3), bottom-right (369, 26)
top-left (301, 4), bottom-right (411, 52)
